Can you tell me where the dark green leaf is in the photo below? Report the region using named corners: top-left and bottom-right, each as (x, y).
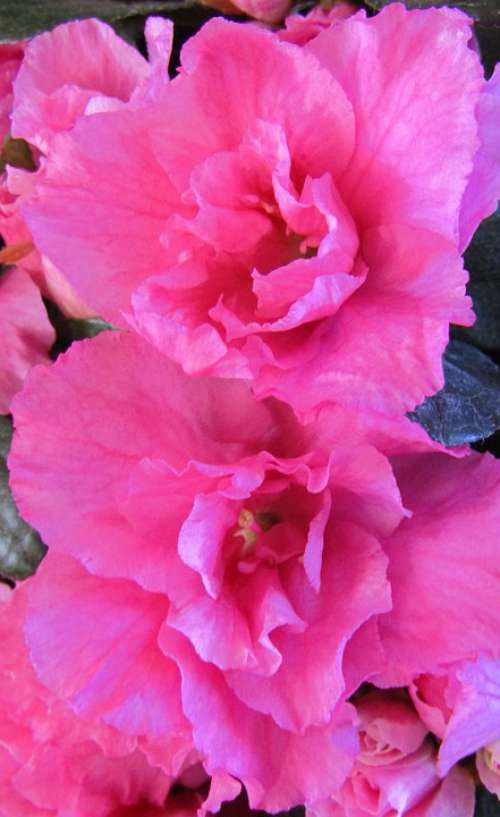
top-left (453, 211), bottom-right (500, 358)
top-left (475, 785), bottom-right (500, 817)
top-left (60, 316), bottom-right (116, 341)
top-left (409, 340), bottom-right (500, 446)
top-left (0, 0), bottom-right (195, 42)
top-left (44, 300), bottom-right (116, 357)
top-left (0, 416), bottom-right (46, 581)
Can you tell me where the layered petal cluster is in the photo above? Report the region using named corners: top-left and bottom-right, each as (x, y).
top-left (8, 329), bottom-right (500, 809)
top-left (18, 5), bottom-right (500, 419)
top-left (10, 330), bottom-right (393, 808)
top-left (308, 690), bottom-right (475, 817)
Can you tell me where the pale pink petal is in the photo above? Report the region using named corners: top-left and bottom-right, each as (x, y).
top-left (356, 691), bottom-right (428, 766)
top-left (405, 765), bottom-right (475, 817)
top-left (477, 742), bottom-right (500, 798)
top-left (437, 658), bottom-right (500, 775)
top-left (350, 744), bottom-right (439, 816)
top-left (160, 626), bottom-right (358, 812)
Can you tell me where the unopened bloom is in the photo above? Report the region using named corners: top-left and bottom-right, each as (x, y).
top-left (308, 690), bottom-right (475, 817)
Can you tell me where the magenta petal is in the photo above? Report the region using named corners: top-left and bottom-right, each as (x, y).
top-left (25, 553), bottom-right (187, 742)
top-left (377, 452), bottom-right (500, 686)
top-left (459, 66), bottom-right (500, 250)
top-left (159, 625), bottom-right (358, 811)
top-left (256, 225), bottom-right (470, 416)
top-left (308, 4), bottom-right (483, 239)
top-left (168, 594), bottom-right (254, 673)
top-left (21, 109), bottom-right (178, 323)
top-left (0, 266), bottom-right (54, 413)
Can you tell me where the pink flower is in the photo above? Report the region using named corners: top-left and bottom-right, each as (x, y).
top-left (20, 7), bottom-right (500, 418)
top-left (0, 581), bottom-right (212, 817)
top-left (8, 328), bottom-right (411, 809)
top-left (308, 691), bottom-right (475, 817)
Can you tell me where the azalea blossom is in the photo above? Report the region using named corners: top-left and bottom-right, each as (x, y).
top-left (17, 6), bottom-right (500, 419)
top-left (8, 329), bottom-right (500, 809)
top-left (9, 329), bottom-right (401, 809)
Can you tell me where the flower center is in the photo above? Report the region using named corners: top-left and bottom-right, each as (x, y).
top-left (233, 507), bottom-right (282, 572)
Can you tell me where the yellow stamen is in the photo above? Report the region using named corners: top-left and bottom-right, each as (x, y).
top-left (234, 509), bottom-right (258, 557)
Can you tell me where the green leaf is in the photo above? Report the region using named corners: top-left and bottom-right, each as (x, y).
top-left (0, 416), bottom-right (46, 581)
top-left (59, 316), bottom-right (116, 342)
top-left (475, 785), bottom-right (500, 817)
top-left (409, 340), bottom-right (500, 446)
top-left (0, 0), bottom-right (195, 42)
top-left (44, 300), bottom-right (116, 357)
